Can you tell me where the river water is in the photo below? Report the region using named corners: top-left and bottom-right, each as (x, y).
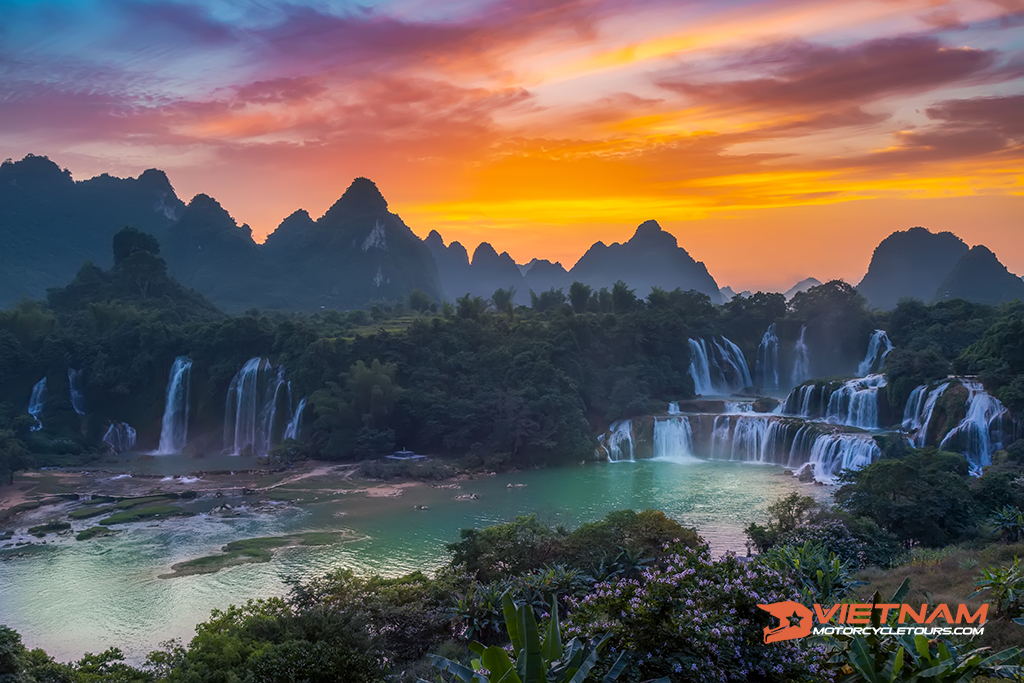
top-left (0, 459), bottom-right (828, 662)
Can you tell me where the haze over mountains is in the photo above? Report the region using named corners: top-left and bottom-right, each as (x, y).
top-left (1, 154), bottom-right (1022, 312)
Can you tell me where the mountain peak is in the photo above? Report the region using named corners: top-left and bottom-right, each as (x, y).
top-left (630, 219), bottom-right (677, 247)
top-left (327, 177), bottom-right (389, 216)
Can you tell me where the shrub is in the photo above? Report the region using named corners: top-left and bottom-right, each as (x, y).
top-left (565, 548), bottom-right (825, 682)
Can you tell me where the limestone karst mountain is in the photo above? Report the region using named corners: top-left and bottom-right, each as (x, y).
top-left (857, 227), bottom-right (969, 310)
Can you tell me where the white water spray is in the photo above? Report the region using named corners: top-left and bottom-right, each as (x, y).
top-left (103, 422), bottom-right (137, 453)
top-left (28, 378), bottom-right (47, 431)
top-left (858, 329), bottom-right (894, 376)
top-left (755, 323), bottom-right (779, 390)
top-left (68, 368), bottom-right (86, 415)
top-left (157, 357), bottom-right (192, 454)
top-left (791, 325), bottom-right (811, 387)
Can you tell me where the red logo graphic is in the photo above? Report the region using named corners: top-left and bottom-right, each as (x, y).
top-left (758, 601), bottom-right (814, 643)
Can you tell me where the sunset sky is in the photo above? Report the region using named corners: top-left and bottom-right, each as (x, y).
top-left (2, 0), bottom-right (1022, 291)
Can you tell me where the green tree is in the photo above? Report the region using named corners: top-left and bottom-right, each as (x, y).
top-left (568, 282), bottom-right (591, 314)
top-left (408, 289), bottom-right (432, 313)
top-left (0, 429), bottom-right (31, 485)
top-left (835, 448), bottom-right (977, 547)
top-left (490, 287), bottom-right (516, 316)
top-left (610, 280), bottom-right (637, 314)
top-left (348, 360), bottom-right (402, 430)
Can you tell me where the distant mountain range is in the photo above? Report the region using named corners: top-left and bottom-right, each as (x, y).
top-left (426, 218), bottom-right (723, 304)
top-left (857, 227), bottom-right (1024, 309)
top-left (1, 154), bottom-right (1021, 312)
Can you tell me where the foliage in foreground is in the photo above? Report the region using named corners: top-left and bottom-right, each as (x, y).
top-left (4, 508), bottom-right (1024, 683)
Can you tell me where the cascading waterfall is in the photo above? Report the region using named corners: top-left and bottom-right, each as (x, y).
top-left (157, 357), bottom-right (192, 454)
top-left (68, 368), bottom-right (86, 415)
top-left (825, 375), bottom-right (886, 429)
top-left (858, 329), bottom-right (894, 376)
top-left (939, 380), bottom-right (1012, 474)
top-left (599, 413), bottom-right (881, 481)
top-left (652, 417), bottom-right (695, 462)
top-left (28, 378), bottom-right (47, 431)
top-left (103, 422), bottom-right (137, 454)
top-left (715, 337), bottom-right (753, 389)
top-left (688, 339), bottom-right (714, 395)
top-left (804, 434), bottom-right (880, 483)
top-left (783, 383), bottom-right (827, 419)
top-left (755, 323), bottom-right (779, 390)
top-left (224, 358), bottom-right (305, 455)
top-left (724, 401), bottom-right (753, 413)
top-left (667, 402), bottom-right (680, 415)
top-left (283, 397), bottom-right (307, 441)
top-left (901, 382), bottom-right (949, 447)
top-left (687, 336), bottom-right (752, 395)
top-left (791, 325), bottom-right (811, 387)
top-left (598, 420), bottom-right (635, 462)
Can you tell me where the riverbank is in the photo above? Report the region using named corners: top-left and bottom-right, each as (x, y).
top-left (1, 457), bottom-right (830, 662)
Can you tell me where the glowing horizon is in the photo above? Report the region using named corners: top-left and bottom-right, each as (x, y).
top-left (2, 0), bottom-right (1022, 291)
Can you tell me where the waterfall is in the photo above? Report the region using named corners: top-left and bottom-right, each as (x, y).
top-left (939, 380), bottom-right (1011, 474)
top-left (597, 413), bottom-right (881, 481)
top-left (805, 433), bottom-right (881, 483)
top-left (652, 417), bottom-right (695, 462)
top-left (902, 382), bottom-right (949, 446)
top-left (688, 339), bottom-right (714, 395)
top-left (667, 402), bottom-right (680, 415)
top-left (824, 375), bottom-right (886, 429)
top-left (28, 378), bottom-right (47, 431)
top-left (791, 325), bottom-right (811, 387)
top-left (858, 329), bottom-right (894, 376)
top-left (688, 336), bottom-right (752, 395)
top-left (714, 337), bottom-right (753, 389)
top-left (157, 357), bottom-right (192, 454)
top-left (103, 422), bottom-right (137, 454)
top-left (599, 420), bottom-right (635, 462)
top-left (755, 323), bottom-right (779, 390)
top-left (783, 383), bottom-right (826, 419)
top-left (224, 358), bottom-right (304, 455)
top-left (724, 401), bottom-right (753, 413)
top-left (68, 368), bottom-right (86, 415)
top-left (283, 397), bottom-right (307, 441)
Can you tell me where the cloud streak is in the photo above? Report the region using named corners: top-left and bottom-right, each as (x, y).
top-left (1, 0), bottom-right (1022, 288)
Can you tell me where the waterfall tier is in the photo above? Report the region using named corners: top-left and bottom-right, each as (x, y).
top-left (688, 336), bottom-right (752, 396)
top-left (782, 375), bottom-right (888, 430)
top-left (791, 325), bottom-right (811, 387)
top-left (28, 378), bottom-right (47, 432)
top-left (157, 357), bottom-right (192, 454)
top-left (224, 357), bottom-right (306, 455)
top-left (755, 323), bottom-right (779, 390)
top-left (858, 329), bottom-right (894, 377)
top-left (103, 422), bottom-right (137, 454)
top-left (68, 368), bottom-right (86, 416)
top-left (597, 413), bottom-right (881, 482)
top-left (902, 378), bottom-right (1015, 473)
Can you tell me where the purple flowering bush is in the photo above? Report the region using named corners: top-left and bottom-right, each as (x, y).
top-left (564, 547), bottom-right (826, 682)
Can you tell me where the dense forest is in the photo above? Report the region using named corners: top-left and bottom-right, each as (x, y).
top-left (1, 226), bottom-right (1023, 483)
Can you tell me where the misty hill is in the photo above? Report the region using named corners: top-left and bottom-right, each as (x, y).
top-left (261, 178), bottom-right (444, 309)
top-left (568, 220), bottom-right (722, 302)
top-left (47, 227), bottom-right (222, 322)
top-left (523, 259), bottom-right (570, 295)
top-left (857, 227), bottom-right (969, 309)
top-left (426, 220), bottom-right (722, 304)
top-left (0, 155), bottom-right (184, 307)
top-left (160, 194), bottom-right (272, 311)
top-left (934, 245), bottom-right (1024, 305)
top-left (784, 277), bottom-right (822, 301)
top-left (425, 233), bottom-right (526, 301)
